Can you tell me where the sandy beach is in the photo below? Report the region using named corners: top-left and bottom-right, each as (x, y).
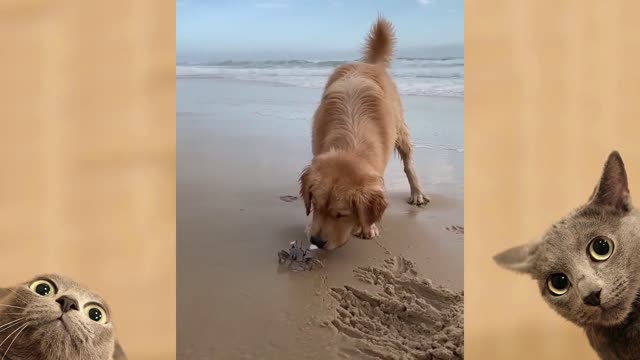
top-left (177, 77), bottom-right (463, 359)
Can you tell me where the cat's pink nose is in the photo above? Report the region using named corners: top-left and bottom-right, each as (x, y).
top-left (583, 289), bottom-right (601, 307)
top-left (56, 295), bottom-right (79, 313)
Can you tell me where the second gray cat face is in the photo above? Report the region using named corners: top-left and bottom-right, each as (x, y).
top-left (0, 274), bottom-right (116, 360)
top-left (528, 208), bottom-right (640, 326)
top-left (495, 151), bottom-right (640, 327)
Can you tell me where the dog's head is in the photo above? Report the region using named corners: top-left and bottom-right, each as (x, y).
top-left (299, 152), bottom-right (387, 250)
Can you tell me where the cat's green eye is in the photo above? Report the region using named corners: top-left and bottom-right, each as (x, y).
top-left (589, 237), bottom-right (614, 261)
top-left (29, 280), bottom-right (56, 297)
top-left (84, 304), bottom-right (108, 324)
top-left (547, 273), bottom-right (570, 296)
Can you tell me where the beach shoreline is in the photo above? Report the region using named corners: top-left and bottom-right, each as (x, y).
top-left (177, 77), bottom-right (463, 359)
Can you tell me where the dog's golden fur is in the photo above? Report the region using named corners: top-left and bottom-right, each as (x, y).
top-left (299, 17), bottom-right (428, 250)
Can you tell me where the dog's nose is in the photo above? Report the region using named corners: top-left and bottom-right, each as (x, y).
top-left (310, 235), bottom-right (326, 249)
top-left (583, 289), bottom-right (602, 307)
top-left (56, 295), bottom-right (79, 313)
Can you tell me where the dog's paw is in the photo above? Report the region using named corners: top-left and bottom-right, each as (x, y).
top-left (407, 192), bottom-right (430, 207)
top-left (355, 224), bottom-right (380, 239)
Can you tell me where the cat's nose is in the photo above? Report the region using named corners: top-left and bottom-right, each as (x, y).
top-left (56, 295), bottom-right (79, 313)
top-left (583, 289), bottom-right (602, 307)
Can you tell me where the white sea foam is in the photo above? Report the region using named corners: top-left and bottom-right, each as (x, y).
top-left (176, 58), bottom-right (464, 98)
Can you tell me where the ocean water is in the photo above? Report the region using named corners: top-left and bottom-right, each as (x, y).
top-left (176, 57), bottom-right (464, 98)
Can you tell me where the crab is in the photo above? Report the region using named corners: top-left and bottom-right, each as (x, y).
top-left (278, 241), bottom-right (324, 271)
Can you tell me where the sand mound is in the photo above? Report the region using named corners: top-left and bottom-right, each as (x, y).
top-left (330, 257), bottom-right (464, 359)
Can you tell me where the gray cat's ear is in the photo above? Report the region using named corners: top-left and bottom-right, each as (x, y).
top-left (493, 241), bottom-right (540, 274)
top-left (589, 151), bottom-right (631, 212)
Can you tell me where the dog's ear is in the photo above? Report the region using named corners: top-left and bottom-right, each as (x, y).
top-left (354, 187), bottom-right (388, 227)
top-left (299, 166), bottom-right (313, 216)
top-left (366, 189), bottom-right (388, 224)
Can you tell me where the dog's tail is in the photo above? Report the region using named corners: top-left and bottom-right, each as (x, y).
top-left (362, 16), bottom-right (395, 67)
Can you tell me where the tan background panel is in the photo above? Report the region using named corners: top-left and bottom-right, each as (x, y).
top-left (466, 0), bottom-right (640, 358)
top-left (0, 1), bottom-right (175, 359)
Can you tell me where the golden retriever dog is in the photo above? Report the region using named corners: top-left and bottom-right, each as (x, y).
top-left (299, 17), bottom-right (428, 250)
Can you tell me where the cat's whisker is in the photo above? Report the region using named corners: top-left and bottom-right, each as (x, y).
top-left (0, 321), bottom-right (28, 351)
top-left (0, 322), bottom-right (28, 360)
top-left (0, 305), bottom-right (25, 310)
top-left (0, 319), bottom-right (23, 333)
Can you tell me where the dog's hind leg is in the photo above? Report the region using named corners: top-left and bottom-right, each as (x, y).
top-left (396, 123), bottom-right (429, 206)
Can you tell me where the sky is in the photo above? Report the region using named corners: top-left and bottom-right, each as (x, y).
top-left (177, 0), bottom-right (463, 62)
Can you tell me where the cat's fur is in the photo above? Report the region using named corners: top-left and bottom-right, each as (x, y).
top-left (0, 274), bottom-right (127, 360)
top-left (494, 151), bottom-right (640, 360)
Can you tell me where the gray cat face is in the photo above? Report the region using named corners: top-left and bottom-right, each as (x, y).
top-left (495, 151), bottom-right (640, 327)
top-left (0, 274), bottom-right (118, 360)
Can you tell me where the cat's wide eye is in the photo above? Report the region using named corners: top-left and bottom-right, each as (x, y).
top-left (84, 304), bottom-right (108, 324)
top-left (547, 273), bottom-right (570, 296)
top-left (29, 279), bottom-right (56, 297)
top-left (589, 236), bottom-right (614, 261)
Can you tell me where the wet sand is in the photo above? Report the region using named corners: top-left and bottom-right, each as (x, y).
top-left (177, 78), bottom-right (463, 359)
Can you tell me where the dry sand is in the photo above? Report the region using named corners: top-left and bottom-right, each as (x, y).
top-left (177, 78), bottom-right (463, 359)
top-left (331, 257), bottom-right (464, 359)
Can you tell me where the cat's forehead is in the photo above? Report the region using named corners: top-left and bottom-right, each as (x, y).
top-left (543, 207), bottom-right (621, 243)
top-left (533, 207), bottom-right (623, 274)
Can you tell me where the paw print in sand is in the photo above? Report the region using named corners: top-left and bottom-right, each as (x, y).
top-left (445, 225), bottom-right (464, 235)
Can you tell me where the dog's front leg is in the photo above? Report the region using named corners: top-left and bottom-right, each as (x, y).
top-left (354, 224), bottom-right (380, 239)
